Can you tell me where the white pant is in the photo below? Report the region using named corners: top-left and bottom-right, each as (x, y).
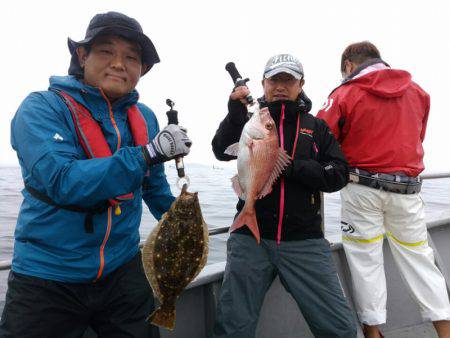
top-left (340, 183), bottom-right (450, 325)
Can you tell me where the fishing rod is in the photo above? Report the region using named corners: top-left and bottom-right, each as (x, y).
top-left (166, 99), bottom-right (190, 189)
top-left (225, 62), bottom-right (255, 106)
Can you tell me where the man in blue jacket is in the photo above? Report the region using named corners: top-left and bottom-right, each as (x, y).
top-left (0, 11), bottom-right (191, 338)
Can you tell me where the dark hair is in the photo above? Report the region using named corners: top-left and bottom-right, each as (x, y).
top-left (81, 43), bottom-right (92, 54)
top-left (341, 41), bottom-right (381, 72)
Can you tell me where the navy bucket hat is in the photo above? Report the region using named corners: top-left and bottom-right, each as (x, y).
top-left (68, 11), bottom-right (160, 77)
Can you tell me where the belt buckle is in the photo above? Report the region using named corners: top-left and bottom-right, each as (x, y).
top-left (349, 173), bottom-right (360, 183)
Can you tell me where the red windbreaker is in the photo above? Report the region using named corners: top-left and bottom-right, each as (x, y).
top-left (317, 64), bottom-right (429, 177)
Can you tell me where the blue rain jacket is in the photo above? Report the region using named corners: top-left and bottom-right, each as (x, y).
top-left (10, 75), bottom-right (175, 282)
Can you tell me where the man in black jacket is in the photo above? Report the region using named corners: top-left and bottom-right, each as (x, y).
top-left (212, 54), bottom-right (357, 338)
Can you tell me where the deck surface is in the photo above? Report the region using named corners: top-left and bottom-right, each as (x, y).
top-left (385, 323), bottom-right (437, 338)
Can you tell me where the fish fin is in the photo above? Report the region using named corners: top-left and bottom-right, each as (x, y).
top-left (231, 175), bottom-right (245, 199)
top-left (148, 302), bottom-right (176, 330)
top-left (278, 147), bottom-right (292, 167)
top-left (257, 148), bottom-right (291, 199)
top-left (230, 209), bottom-right (261, 244)
top-left (142, 216), bottom-right (166, 302)
top-left (257, 184), bottom-right (273, 199)
top-left (224, 142), bottom-right (240, 156)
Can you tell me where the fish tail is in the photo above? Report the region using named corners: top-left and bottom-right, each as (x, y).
top-left (230, 208), bottom-right (261, 244)
top-left (147, 303), bottom-right (176, 330)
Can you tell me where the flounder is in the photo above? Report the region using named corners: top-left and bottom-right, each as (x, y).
top-left (142, 185), bottom-right (208, 330)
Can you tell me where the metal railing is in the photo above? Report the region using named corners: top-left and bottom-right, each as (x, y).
top-left (420, 173), bottom-right (450, 180)
top-left (1, 172), bottom-right (449, 272)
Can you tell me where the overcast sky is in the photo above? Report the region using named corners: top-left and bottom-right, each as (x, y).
top-left (1, 0), bottom-right (449, 173)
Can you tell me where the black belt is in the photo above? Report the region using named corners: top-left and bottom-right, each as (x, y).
top-left (349, 168), bottom-right (421, 194)
top-left (25, 185), bottom-right (110, 233)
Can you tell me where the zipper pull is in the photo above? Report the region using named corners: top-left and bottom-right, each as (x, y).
top-left (114, 205), bottom-right (122, 216)
top-left (311, 194), bottom-right (315, 205)
top-left (313, 142), bottom-right (318, 154)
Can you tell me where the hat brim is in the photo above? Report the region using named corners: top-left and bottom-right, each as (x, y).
top-left (68, 26), bottom-right (160, 76)
top-left (264, 67), bottom-right (303, 80)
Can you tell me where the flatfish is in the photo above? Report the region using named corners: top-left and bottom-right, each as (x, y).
top-left (142, 184), bottom-right (208, 330)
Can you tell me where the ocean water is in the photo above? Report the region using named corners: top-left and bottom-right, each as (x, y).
top-left (1, 164), bottom-right (450, 304)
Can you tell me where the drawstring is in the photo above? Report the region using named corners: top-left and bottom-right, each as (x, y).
top-left (276, 105), bottom-right (301, 245)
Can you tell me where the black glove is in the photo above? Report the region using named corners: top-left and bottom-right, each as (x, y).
top-left (283, 162), bottom-right (295, 179)
top-left (143, 124), bottom-right (192, 166)
top-left (283, 160), bottom-right (308, 180)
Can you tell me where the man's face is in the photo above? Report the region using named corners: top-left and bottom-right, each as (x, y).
top-left (77, 35), bottom-right (146, 101)
top-left (262, 73), bottom-right (304, 103)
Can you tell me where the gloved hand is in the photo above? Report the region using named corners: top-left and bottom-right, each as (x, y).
top-left (283, 161), bottom-right (307, 180)
top-left (282, 162), bottom-right (295, 179)
top-left (143, 124), bottom-right (192, 166)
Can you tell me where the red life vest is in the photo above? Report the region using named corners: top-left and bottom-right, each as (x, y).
top-left (59, 91), bottom-right (149, 212)
top-left (25, 90), bottom-right (150, 234)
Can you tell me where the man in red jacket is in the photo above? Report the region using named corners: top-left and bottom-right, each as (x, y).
top-left (317, 41), bottom-right (450, 338)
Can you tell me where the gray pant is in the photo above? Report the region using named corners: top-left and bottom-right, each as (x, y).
top-left (214, 234), bottom-right (357, 338)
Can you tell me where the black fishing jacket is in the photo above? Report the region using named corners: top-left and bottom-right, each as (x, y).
top-left (212, 92), bottom-right (349, 241)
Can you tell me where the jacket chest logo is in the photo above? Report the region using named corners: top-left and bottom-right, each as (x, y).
top-left (299, 128), bottom-right (314, 137)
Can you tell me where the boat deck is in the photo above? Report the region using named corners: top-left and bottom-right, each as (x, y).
top-left (1, 219), bottom-right (449, 337)
top-left (386, 323), bottom-right (437, 338)
top-left (153, 218), bottom-right (450, 338)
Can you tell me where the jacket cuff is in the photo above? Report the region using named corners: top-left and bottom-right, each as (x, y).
top-left (141, 145), bottom-right (153, 167)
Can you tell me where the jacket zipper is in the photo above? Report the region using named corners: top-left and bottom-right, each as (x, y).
top-left (94, 207), bottom-right (112, 282)
top-left (100, 89), bottom-right (122, 151)
top-left (94, 89), bottom-right (122, 281)
top-left (276, 105), bottom-right (285, 245)
top-left (276, 105), bottom-right (301, 245)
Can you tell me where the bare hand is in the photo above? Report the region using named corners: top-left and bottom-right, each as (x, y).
top-left (230, 86), bottom-right (250, 105)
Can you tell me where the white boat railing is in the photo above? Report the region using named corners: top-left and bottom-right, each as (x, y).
top-left (1, 172), bottom-right (449, 272)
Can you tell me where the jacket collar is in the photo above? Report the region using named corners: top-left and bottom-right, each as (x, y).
top-left (342, 58), bottom-right (390, 83)
top-left (327, 58), bottom-right (391, 96)
top-left (48, 75), bottom-right (139, 120)
top-left (258, 91), bottom-right (311, 123)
